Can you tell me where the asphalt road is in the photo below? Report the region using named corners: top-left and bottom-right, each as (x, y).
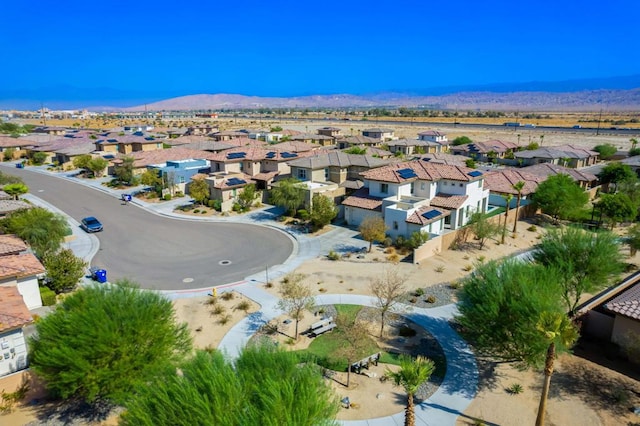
top-left (7, 167), bottom-right (294, 291)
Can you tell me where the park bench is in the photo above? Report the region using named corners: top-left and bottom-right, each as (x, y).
top-left (309, 317), bottom-right (336, 337)
top-left (350, 352), bottom-right (381, 374)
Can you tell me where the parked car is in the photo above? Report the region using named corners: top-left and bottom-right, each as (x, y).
top-left (81, 216), bottom-right (103, 233)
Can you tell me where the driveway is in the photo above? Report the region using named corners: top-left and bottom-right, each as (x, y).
top-left (9, 167), bottom-right (294, 291)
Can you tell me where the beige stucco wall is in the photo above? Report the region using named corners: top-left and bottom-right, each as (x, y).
top-left (412, 237), bottom-right (443, 264)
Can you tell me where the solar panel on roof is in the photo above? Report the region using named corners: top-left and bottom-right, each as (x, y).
top-left (266, 152), bottom-right (276, 158)
top-left (467, 170), bottom-right (483, 177)
top-left (397, 168), bottom-right (417, 179)
top-left (227, 178), bottom-right (247, 186)
top-left (421, 209), bottom-right (441, 220)
top-left (226, 152), bottom-right (247, 159)
top-left (281, 152), bottom-right (298, 158)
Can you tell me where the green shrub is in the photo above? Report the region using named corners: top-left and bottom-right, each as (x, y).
top-left (39, 286), bottom-right (56, 306)
top-left (297, 209), bottom-right (310, 220)
top-left (163, 194), bottom-right (172, 201)
top-left (208, 199), bottom-right (216, 208)
top-left (527, 225), bottom-right (537, 232)
top-left (327, 250), bottom-right (340, 261)
top-left (212, 199), bottom-right (222, 211)
top-left (507, 383), bottom-right (523, 395)
top-left (414, 288), bottom-right (425, 297)
top-left (425, 295), bottom-right (436, 303)
top-left (193, 209), bottom-right (200, 214)
top-left (232, 203), bottom-right (241, 212)
top-left (175, 191), bottom-right (184, 197)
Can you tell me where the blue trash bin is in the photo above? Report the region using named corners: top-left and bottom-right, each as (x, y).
top-left (94, 269), bottom-right (107, 283)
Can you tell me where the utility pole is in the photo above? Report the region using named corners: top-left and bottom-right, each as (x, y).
top-left (596, 108), bottom-right (603, 136)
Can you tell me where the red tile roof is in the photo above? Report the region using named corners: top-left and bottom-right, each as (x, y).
top-left (361, 160), bottom-right (482, 184)
top-left (483, 169), bottom-right (543, 196)
top-left (0, 286), bottom-right (32, 332)
top-left (342, 188), bottom-right (383, 211)
top-left (0, 235), bottom-right (28, 256)
top-left (0, 253), bottom-right (46, 279)
top-left (430, 194), bottom-right (469, 209)
top-left (604, 282), bottom-right (640, 320)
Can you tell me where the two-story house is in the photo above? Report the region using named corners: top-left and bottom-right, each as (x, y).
top-left (342, 160), bottom-right (490, 239)
top-left (148, 159), bottom-right (211, 194)
top-left (362, 128), bottom-right (396, 141)
top-left (386, 139), bottom-right (443, 156)
top-left (0, 286), bottom-right (32, 377)
top-left (450, 139), bottom-right (519, 163)
top-left (514, 145), bottom-right (599, 168)
top-left (317, 127), bottom-right (343, 138)
top-left (337, 135), bottom-right (382, 150)
top-left (418, 130), bottom-right (448, 145)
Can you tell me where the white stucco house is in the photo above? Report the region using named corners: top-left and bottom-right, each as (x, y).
top-left (342, 160), bottom-right (489, 239)
top-left (0, 286), bottom-right (32, 377)
top-left (0, 251), bottom-right (46, 310)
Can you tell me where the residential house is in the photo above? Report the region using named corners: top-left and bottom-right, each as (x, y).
top-left (416, 153), bottom-right (469, 167)
top-left (337, 135), bottom-right (382, 150)
top-left (483, 169), bottom-right (544, 208)
top-left (342, 160), bottom-right (490, 239)
top-left (28, 136), bottom-right (96, 167)
top-left (148, 159), bottom-right (211, 194)
top-left (32, 126), bottom-right (66, 136)
top-left (0, 251), bottom-right (46, 310)
top-left (418, 130), bottom-right (449, 147)
top-left (514, 145), bottom-right (599, 168)
top-left (602, 282), bottom-right (640, 356)
top-left (520, 163), bottom-right (598, 189)
top-left (290, 133), bottom-right (336, 146)
top-left (386, 138), bottom-right (443, 156)
top-left (362, 128), bottom-right (395, 141)
top-left (111, 148), bottom-right (216, 176)
top-left (185, 125), bottom-right (219, 136)
top-left (211, 131), bottom-right (248, 141)
top-left (95, 135), bottom-right (164, 155)
top-left (450, 140), bottom-right (519, 163)
top-left (343, 145), bottom-right (394, 159)
top-left (0, 136), bottom-right (29, 160)
top-left (317, 127), bottom-right (343, 138)
top-left (0, 287), bottom-right (32, 377)
top-left (0, 199), bottom-right (32, 217)
top-left (205, 172), bottom-right (257, 212)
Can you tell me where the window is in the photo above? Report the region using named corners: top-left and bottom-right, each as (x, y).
top-left (410, 182), bottom-right (415, 194)
top-left (179, 176), bottom-right (185, 183)
top-left (420, 183), bottom-right (425, 190)
top-left (239, 162), bottom-right (244, 171)
top-left (380, 183), bottom-right (388, 194)
top-left (298, 169), bottom-right (307, 180)
top-left (324, 168), bottom-right (329, 180)
top-left (478, 180), bottom-right (482, 187)
top-left (459, 183), bottom-right (463, 187)
top-left (393, 221), bottom-right (398, 230)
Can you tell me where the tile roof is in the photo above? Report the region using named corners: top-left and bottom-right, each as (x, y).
top-left (290, 133), bottom-right (335, 141)
top-left (604, 282), bottom-right (640, 320)
top-left (418, 130), bottom-right (446, 136)
top-left (339, 179), bottom-right (364, 190)
top-left (363, 128), bottom-right (394, 133)
top-left (0, 200), bottom-right (32, 215)
top-left (114, 147), bottom-right (217, 168)
top-left (286, 151), bottom-right (390, 169)
top-left (174, 141), bottom-right (237, 152)
top-left (0, 135), bottom-right (27, 148)
top-left (515, 146), bottom-right (597, 160)
top-left (342, 188), bottom-right (383, 211)
top-left (386, 138), bottom-right (439, 148)
top-left (167, 135), bottom-right (213, 146)
top-left (0, 190), bottom-right (12, 200)
top-left (417, 153), bottom-right (468, 166)
top-left (252, 171), bottom-right (280, 181)
top-left (0, 253), bottom-right (45, 279)
top-left (209, 147), bottom-right (316, 163)
top-left (520, 163), bottom-right (597, 183)
top-left (483, 169), bottom-right (544, 195)
top-left (338, 135), bottom-right (381, 145)
top-left (361, 160), bottom-right (482, 184)
top-left (430, 194), bottom-right (469, 209)
top-left (406, 206), bottom-right (450, 225)
top-left (0, 286), bottom-right (32, 332)
top-left (451, 139), bottom-right (518, 154)
top-left (0, 235), bottom-right (28, 256)
top-left (268, 141), bottom-right (319, 152)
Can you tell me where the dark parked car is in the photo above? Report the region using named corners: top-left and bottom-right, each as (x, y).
top-left (81, 216), bottom-right (103, 233)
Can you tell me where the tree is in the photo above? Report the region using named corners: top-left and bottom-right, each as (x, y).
top-left (140, 168), bottom-right (162, 193)
top-left (3, 182), bottom-right (28, 199)
top-left (501, 193), bottom-right (513, 244)
top-left (87, 157), bottom-right (108, 177)
top-left (276, 273), bottom-right (315, 340)
top-left (237, 183), bottom-right (259, 211)
top-left (334, 314), bottom-right (371, 388)
top-left (532, 227), bottom-right (624, 314)
top-left (359, 216), bottom-right (387, 252)
top-left (29, 281), bottom-right (192, 404)
top-left (596, 192), bottom-right (637, 228)
top-left (451, 136), bottom-right (472, 146)
top-left (163, 170), bottom-right (177, 196)
top-left (72, 154), bottom-right (92, 171)
top-left (188, 177), bottom-right (210, 205)
top-left (511, 181), bottom-right (526, 233)
top-left (1, 207), bottom-right (69, 258)
top-left (464, 158), bottom-right (476, 169)
top-left (310, 194), bottom-right (338, 230)
top-left (626, 223), bottom-right (640, 256)
top-left (385, 355), bottom-right (435, 426)
top-left (121, 345), bottom-right (339, 426)
top-left (30, 151), bottom-right (47, 165)
top-left (531, 174), bottom-right (589, 223)
top-left (3, 147), bottom-right (15, 161)
top-left (269, 178), bottom-right (305, 216)
top-left (457, 259), bottom-right (578, 426)
top-left (344, 146), bottom-right (367, 155)
top-left (369, 268), bottom-right (407, 338)
top-left (42, 248), bottom-right (87, 293)
top-left (598, 163), bottom-right (636, 192)
top-left (113, 156), bottom-right (136, 185)
top-left (593, 143), bottom-right (617, 160)
top-left (467, 212), bottom-right (500, 250)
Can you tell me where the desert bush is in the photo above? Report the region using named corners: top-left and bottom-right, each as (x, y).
top-left (409, 297), bottom-right (417, 303)
top-left (425, 295), bottom-right (436, 304)
top-left (235, 300), bottom-right (251, 313)
top-left (383, 237), bottom-right (393, 247)
top-left (193, 209), bottom-right (200, 214)
top-left (414, 288), bottom-right (425, 297)
top-left (449, 280), bottom-right (462, 290)
top-left (387, 254), bottom-right (400, 263)
top-left (318, 288), bottom-right (327, 293)
top-left (384, 247), bottom-right (396, 254)
top-left (221, 292), bottom-right (234, 301)
top-left (218, 314), bottom-right (232, 325)
top-left (463, 264), bottom-right (473, 271)
top-left (211, 305), bottom-right (226, 316)
top-left (527, 225), bottom-right (537, 232)
top-left (163, 194), bottom-right (171, 201)
top-left (477, 255), bottom-right (486, 263)
top-left (507, 383), bottom-right (523, 395)
top-left (435, 265), bottom-right (445, 273)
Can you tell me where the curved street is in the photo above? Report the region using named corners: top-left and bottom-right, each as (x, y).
top-left (7, 166), bottom-right (294, 291)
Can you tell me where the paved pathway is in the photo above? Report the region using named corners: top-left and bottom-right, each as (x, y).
top-left (14, 164), bottom-right (478, 425)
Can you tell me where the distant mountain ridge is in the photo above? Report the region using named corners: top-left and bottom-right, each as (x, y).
top-left (0, 74), bottom-right (639, 111)
top-left (123, 89), bottom-right (640, 112)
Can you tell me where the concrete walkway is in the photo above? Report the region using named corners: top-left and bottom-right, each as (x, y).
top-left (16, 164), bottom-right (478, 425)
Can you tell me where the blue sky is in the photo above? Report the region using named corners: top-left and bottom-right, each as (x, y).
top-left (1, 0), bottom-right (639, 101)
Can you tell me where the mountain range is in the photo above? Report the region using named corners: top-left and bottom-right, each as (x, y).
top-left (1, 74), bottom-right (639, 111)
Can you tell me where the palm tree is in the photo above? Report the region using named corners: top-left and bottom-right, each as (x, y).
top-left (631, 138), bottom-right (638, 151)
top-left (511, 181), bottom-right (526, 233)
top-left (501, 193), bottom-right (513, 244)
top-left (386, 355), bottom-right (435, 426)
top-left (534, 312), bottom-right (579, 426)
